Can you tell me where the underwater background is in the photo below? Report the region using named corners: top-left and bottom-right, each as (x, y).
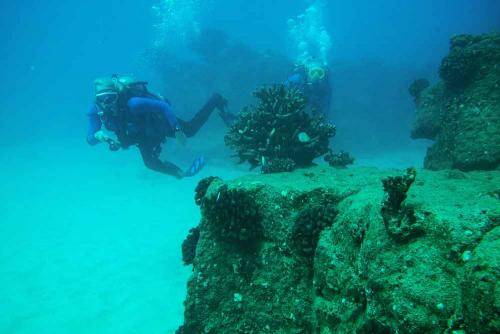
top-left (0, 0), bottom-right (498, 333)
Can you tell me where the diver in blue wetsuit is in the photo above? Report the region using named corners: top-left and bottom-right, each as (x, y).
top-left (285, 63), bottom-right (332, 117)
top-left (87, 75), bottom-right (236, 178)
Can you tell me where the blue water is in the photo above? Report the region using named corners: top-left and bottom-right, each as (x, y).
top-left (0, 1), bottom-right (498, 333)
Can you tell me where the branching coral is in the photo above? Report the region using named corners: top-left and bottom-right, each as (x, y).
top-left (225, 85), bottom-right (335, 173)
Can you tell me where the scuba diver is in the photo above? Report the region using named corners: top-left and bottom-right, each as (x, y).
top-left (284, 62), bottom-right (332, 117)
top-left (87, 75), bottom-right (237, 178)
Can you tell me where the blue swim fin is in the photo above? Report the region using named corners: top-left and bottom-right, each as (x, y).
top-left (185, 155), bottom-right (205, 177)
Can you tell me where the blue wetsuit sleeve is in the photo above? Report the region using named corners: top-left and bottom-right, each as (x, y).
top-left (87, 105), bottom-right (101, 145)
top-left (127, 97), bottom-right (180, 130)
top-left (284, 73), bottom-right (302, 87)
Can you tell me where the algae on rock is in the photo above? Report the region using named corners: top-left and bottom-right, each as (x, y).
top-left (177, 167), bottom-right (500, 334)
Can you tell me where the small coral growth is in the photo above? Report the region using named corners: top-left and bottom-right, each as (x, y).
top-left (324, 150), bottom-right (355, 168)
top-left (381, 168), bottom-right (422, 242)
top-left (381, 167), bottom-right (416, 213)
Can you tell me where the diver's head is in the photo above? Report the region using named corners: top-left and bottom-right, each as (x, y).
top-left (95, 91), bottom-right (119, 115)
top-left (307, 64), bottom-right (327, 83)
top-left (94, 77), bottom-right (119, 115)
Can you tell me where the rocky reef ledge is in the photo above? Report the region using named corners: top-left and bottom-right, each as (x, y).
top-left (177, 166), bottom-right (499, 334)
top-left (410, 33), bottom-right (500, 171)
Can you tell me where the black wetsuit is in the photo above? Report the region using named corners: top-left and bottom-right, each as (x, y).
top-left (87, 94), bottom-right (224, 177)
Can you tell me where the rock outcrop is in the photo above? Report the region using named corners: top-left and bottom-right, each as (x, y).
top-left (410, 33), bottom-right (500, 171)
top-left (177, 167), bottom-right (500, 333)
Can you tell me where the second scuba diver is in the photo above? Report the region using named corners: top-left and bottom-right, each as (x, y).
top-left (87, 75), bottom-right (236, 178)
top-left (284, 62), bottom-right (332, 117)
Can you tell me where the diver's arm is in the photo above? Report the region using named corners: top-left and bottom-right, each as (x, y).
top-left (87, 105), bottom-right (102, 145)
top-left (127, 97), bottom-right (181, 130)
top-left (284, 73), bottom-right (302, 87)
top-left (138, 144), bottom-right (185, 178)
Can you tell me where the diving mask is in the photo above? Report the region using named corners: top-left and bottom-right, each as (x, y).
top-left (307, 66), bottom-right (326, 83)
top-left (96, 91), bottom-right (118, 105)
top-left (95, 91), bottom-right (119, 115)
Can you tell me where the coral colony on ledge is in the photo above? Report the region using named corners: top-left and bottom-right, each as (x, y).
top-left (225, 85), bottom-right (336, 173)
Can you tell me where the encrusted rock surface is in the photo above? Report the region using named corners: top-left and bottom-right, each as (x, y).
top-left (177, 166), bottom-right (499, 333)
top-left (411, 33), bottom-right (500, 171)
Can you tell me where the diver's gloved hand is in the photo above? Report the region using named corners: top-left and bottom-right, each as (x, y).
top-left (94, 130), bottom-right (110, 143)
top-left (95, 130), bottom-right (121, 151)
top-left (174, 126), bottom-right (187, 146)
top-left (184, 156), bottom-right (205, 177)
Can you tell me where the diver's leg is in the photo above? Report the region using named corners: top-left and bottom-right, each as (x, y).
top-left (165, 124), bottom-right (177, 138)
top-left (182, 93), bottom-right (227, 137)
top-left (138, 141), bottom-right (184, 178)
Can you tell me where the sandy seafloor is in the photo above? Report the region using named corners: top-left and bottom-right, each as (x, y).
top-left (0, 134), bottom-right (427, 333)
